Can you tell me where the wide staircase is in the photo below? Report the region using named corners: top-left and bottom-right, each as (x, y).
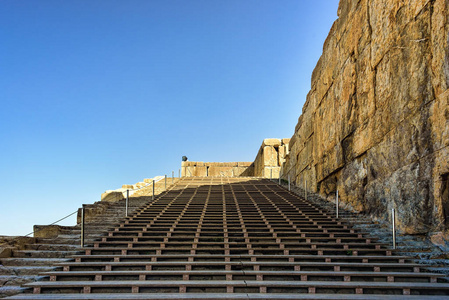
top-left (5, 177), bottom-right (449, 299)
top-left (0, 190), bottom-right (150, 298)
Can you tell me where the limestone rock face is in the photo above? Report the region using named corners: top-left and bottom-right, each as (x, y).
top-left (282, 0), bottom-right (449, 234)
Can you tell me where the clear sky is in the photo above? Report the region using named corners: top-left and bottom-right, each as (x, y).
top-left (0, 0), bottom-right (339, 236)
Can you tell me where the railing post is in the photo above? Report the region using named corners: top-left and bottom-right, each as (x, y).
top-left (126, 189), bottom-right (129, 217)
top-left (392, 208), bottom-right (396, 249)
top-left (305, 179), bottom-right (307, 201)
top-left (336, 190), bottom-right (339, 219)
top-left (172, 171), bottom-right (174, 183)
top-left (152, 180), bottom-right (155, 200)
top-left (270, 168), bottom-right (272, 180)
top-left (80, 205), bottom-right (85, 248)
top-left (179, 169), bottom-right (180, 178)
top-left (279, 176), bottom-right (281, 185)
top-left (165, 175), bottom-right (167, 190)
top-left (288, 175), bottom-right (291, 191)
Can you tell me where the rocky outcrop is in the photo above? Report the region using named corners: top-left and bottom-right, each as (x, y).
top-left (282, 0), bottom-right (449, 235)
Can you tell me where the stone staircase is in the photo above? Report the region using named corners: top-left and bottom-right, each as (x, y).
top-left (4, 177), bottom-right (449, 299)
top-left (0, 185), bottom-right (156, 299)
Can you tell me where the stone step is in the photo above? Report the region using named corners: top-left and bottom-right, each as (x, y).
top-left (0, 275), bottom-right (45, 287)
top-left (0, 286), bottom-right (28, 299)
top-left (1, 258), bottom-right (71, 267)
top-left (12, 250), bottom-right (80, 258)
top-left (25, 244), bottom-right (81, 251)
top-left (0, 265), bottom-right (15, 276)
top-left (6, 266), bottom-right (58, 276)
top-left (35, 235), bottom-right (103, 244)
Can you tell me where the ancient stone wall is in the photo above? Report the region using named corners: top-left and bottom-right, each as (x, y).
top-left (253, 138), bottom-right (290, 178)
top-left (282, 0), bottom-right (449, 234)
top-left (182, 139), bottom-right (290, 178)
top-left (181, 161), bottom-right (254, 177)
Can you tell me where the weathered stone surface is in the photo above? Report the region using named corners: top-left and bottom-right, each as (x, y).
top-left (282, 138), bottom-right (291, 145)
top-left (0, 247), bottom-right (12, 258)
top-left (263, 146), bottom-right (277, 167)
top-left (135, 182), bottom-right (147, 188)
top-left (100, 191), bottom-right (125, 203)
top-left (253, 138), bottom-right (290, 177)
top-left (33, 225), bottom-right (61, 239)
top-left (180, 161), bottom-right (254, 177)
top-left (282, 0), bottom-right (449, 235)
top-left (262, 138), bottom-right (282, 147)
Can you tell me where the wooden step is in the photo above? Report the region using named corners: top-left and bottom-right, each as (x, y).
top-left (42, 270), bottom-right (445, 283)
top-left (6, 293), bottom-right (449, 299)
top-left (69, 254), bottom-right (411, 263)
top-left (24, 280), bottom-right (449, 295)
top-left (54, 260), bottom-right (427, 273)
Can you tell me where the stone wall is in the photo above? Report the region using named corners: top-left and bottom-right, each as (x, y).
top-left (181, 162), bottom-right (254, 177)
top-left (282, 0), bottom-right (449, 235)
top-left (182, 138), bottom-right (290, 178)
top-left (253, 138), bottom-right (290, 178)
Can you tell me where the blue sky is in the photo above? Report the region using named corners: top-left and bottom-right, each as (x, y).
top-left (0, 0), bottom-right (339, 236)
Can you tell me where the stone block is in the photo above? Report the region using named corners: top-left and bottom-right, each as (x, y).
top-left (0, 247), bottom-right (12, 258)
top-left (101, 191), bottom-right (125, 203)
top-left (281, 138), bottom-right (291, 145)
top-left (430, 232), bottom-right (449, 250)
top-left (193, 166), bottom-right (207, 176)
top-left (263, 146), bottom-right (278, 167)
top-left (33, 225), bottom-right (61, 239)
top-left (122, 184), bottom-right (134, 189)
top-left (263, 139), bottom-right (282, 147)
top-left (135, 182), bottom-right (147, 188)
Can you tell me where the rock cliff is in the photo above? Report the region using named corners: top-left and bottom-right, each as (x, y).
top-left (282, 0), bottom-right (449, 235)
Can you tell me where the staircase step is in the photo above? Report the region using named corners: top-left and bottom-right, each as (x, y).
top-left (4, 178), bottom-right (449, 299)
top-left (23, 280), bottom-right (449, 295)
top-left (11, 250), bottom-right (80, 258)
top-left (1, 257), bottom-right (72, 266)
top-left (69, 254), bottom-right (412, 263)
top-left (7, 266), bottom-right (58, 276)
top-left (0, 275), bottom-right (45, 286)
top-left (5, 293), bottom-right (449, 299)
top-left (42, 270), bottom-right (445, 283)
top-left (0, 286), bottom-right (29, 298)
top-left (25, 244), bottom-right (81, 251)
